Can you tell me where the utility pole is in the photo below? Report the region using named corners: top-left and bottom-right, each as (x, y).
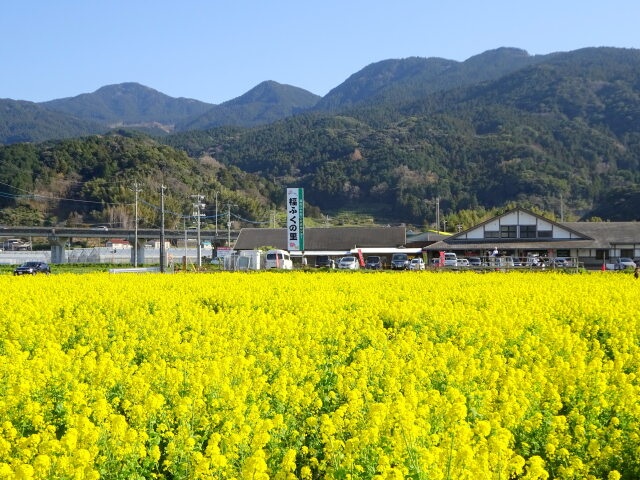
top-left (435, 197), bottom-right (440, 233)
top-left (160, 185), bottom-right (166, 273)
top-left (132, 181), bottom-right (142, 267)
top-left (191, 194), bottom-right (205, 267)
top-left (560, 194), bottom-right (565, 222)
top-left (183, 216), bottom-right (187, 264)
top-left (214, 191), bottom-right (219, 238)
top-left (226, 202), bottom-right (237, 247)
top-left (442, 218), bottom-right (447, 233)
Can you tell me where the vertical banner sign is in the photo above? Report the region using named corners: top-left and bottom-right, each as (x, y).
top-left (357, 248), bottom-right (365, 267)
top-left (286, 188), bottom-right (304, 251)
top-left (439, 251), bottom-right (445, 267)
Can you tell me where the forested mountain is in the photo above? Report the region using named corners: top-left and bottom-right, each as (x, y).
top-left (0, 132), bottom-right (280, 228)
top-left (0, 99), bottom-right (106, 144)
top-left (2, 47), bottom-right (640, 226)
top-left (40, 82), bottom-right (213, 129)
top-left (314, 47), bottom-right (549, 111)
top-left (176, 81), bottom-right (321, 131)
top-left (163, 47), bottom-right (640, 223)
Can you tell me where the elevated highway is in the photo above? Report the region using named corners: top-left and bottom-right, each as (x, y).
top-left (0, 226), bottom-right (239, 264)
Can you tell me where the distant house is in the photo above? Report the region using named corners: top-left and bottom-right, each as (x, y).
top-left (145, 240), bottom-right (171, 249)
top-left (422, 208), bottom-right (640, 268)
top-left (105, 239), bottom-right (131, 250)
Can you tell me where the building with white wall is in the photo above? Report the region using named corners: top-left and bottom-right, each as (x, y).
top-left (423, 208), bottom-right (640, 268)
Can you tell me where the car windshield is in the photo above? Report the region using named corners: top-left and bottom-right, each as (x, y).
top-left (411, 259), bottom-right (420, 263)
top-left (444, 253), bottom-right (456, 259)
top-left (392, 254), bottom-right (408, 261)
top-left (342, 257), bottom-right (356, 263)
top-left (620, 258), bottom-right (633, 262)
top-left (366, 257), bottom-right (379, 263)
top-left (21, 262), bottom-right (40, 267)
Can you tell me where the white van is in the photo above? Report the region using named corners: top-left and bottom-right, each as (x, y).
top-left (444, 252), bottom-right (458, 266)
top-left (265, 249), bottom-right (293, 269)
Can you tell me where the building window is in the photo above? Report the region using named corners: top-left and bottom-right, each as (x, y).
top-left (520, 225), bottom-right (537, 238)
top-left (538, 230), bottom-right (552, 238)
top-left (485, 230), bottom-right (499, 238)
top-left (557, 250), bottom-right (570, 257)
top-left (621, 249), bottom-right (634, 258)
top-left (500, 225), bottom-right (517, 238)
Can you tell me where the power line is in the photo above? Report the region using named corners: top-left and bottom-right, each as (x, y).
top-left (0, 181), bottom-right (132, 206)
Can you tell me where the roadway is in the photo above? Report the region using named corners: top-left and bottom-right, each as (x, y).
top-left (0, 226), bottom-right (239, 242)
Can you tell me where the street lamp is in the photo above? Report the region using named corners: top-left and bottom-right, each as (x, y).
top-left (215, 191), bottom-right (219, 238)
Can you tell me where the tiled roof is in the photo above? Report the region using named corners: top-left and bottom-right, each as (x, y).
top-left (234, 227), bottom-right (406, 250)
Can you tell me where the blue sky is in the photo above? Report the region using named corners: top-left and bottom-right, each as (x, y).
top-left (1, 0), bottom-right (639, 104)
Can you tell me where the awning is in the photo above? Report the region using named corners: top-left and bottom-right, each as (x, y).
top-left (349, 247), bottom-right (423, 254)
top-left (289, 250), bottom-right (351, 257)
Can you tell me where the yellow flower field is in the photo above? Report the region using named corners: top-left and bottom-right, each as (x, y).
top-left (0, 271), bottom-right (639, 480)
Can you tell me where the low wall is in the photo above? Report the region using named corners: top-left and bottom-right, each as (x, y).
top-left (0, 247), bottom-right (214, 265)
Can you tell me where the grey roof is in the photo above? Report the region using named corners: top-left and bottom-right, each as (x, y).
top-left (406, 231), bottom-right (450, 244)
top-left (234, 226), bottom-right (406, 251)
top-left (561, 222), bottom-right (640, 245)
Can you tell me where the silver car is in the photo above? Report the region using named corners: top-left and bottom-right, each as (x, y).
top-left (338, 256), bottom-right (359, 270)
top-left (409, 258), bottom-right (425, 270)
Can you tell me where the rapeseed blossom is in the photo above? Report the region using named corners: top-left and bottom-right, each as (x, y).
top-left (0, 271), bottom-right (638, 479)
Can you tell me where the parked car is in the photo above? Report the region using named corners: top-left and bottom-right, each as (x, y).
top-left (365, 256), bottom-right (383, 270)
top-left (314, 255), bottom-right (335, 268)
top-left (468, 257), bottom-right (482, 267)
top-left (408, 258), bottom-right (425, 271)
top-left (615, 257), bottom-right (637, 270)
top-left (338, 256), bottom-right (359, 270)
top-left (553, 257), bottom-right (571, 268)
top-left (457, 258), bottom-right (470, 267)
top-left (265, 249), bottom-right (293, 269)
top-left (14, 261), bottom-right (50, 276)
top-left (512, 257), bottom-right (523, 267)
top-left (443, 252), bottom-right (458, 267)
top-left (391, 253), bottom-right (410, 270)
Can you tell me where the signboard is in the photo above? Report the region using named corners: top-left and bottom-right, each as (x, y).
top-left (216, 247), bottom-right (234, 258)
top-left (438, 251), bottom-right (445, 267)
top-left (357, 248), bottom-right (365, 267)
top-left (286, 188), bottom-right (304, 251)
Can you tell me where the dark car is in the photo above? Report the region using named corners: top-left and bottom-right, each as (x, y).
top-left (365, 256), bottom-right (383, 270)
top-left (468, 257), bottom-right (482, 267)
top-left (391, 253), bottom-right (410, 270)
top-left (14, 261), bottom-right (51, 276)
top-left (314, 255), bottom-right (335, 268)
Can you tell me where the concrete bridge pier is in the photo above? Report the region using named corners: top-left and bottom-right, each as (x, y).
top-left (49, 236), bottom-right (69, 264)
top-left (130, 238), bottom-right (147, 266)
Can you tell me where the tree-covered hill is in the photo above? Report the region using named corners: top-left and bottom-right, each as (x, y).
top-left (0, 99), bottom-right (106, 144)
top-left (163, 47), bottom-right (640, 224)
top-left (0, 132), bottom-right (280, 228)
top-left (313, 47), bottom-right (549, 111)
top-left (176, 81), bottom-right (321, 131)
top-left (40, 82), bottom-right (214, 128)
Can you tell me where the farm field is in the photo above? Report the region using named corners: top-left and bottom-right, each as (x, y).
top-left (0, 272), bottom-right (638, 479)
